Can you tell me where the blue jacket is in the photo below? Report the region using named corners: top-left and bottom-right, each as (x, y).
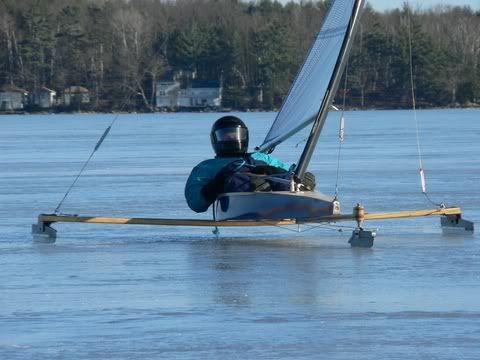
top-left (185, 152), bottom-right (290, 213)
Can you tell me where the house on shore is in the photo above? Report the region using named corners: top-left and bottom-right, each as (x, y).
top-left (178, 80), bottom-right (222, 109)
top-left (61, 86), bottom-right (90, 107)
top-left (155, 80), bottom-right (181, 110)
top-left (32, 87), bottom-right (57, 109)
top-left (0, 84), bottom-right (28, 111)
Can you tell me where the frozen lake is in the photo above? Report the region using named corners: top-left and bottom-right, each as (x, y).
top-left (1, 109), bottom-right (479, 359)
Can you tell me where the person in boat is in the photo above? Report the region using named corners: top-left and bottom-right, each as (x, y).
top-left (185, 115), bottom-right (315, 213)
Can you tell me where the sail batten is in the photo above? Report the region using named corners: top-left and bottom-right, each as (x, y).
top-left (258, 0), bottom-right (363, 154)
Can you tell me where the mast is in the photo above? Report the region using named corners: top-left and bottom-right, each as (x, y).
top-left (294, 0), bottom-right (364, 181)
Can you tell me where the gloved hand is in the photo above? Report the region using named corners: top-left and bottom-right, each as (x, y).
top-left (201, 170), bottom-right (228, 204)
top-left (201, 160), bottom-right (245, 204)
top-left (251, 164), bottom-right (286, 175)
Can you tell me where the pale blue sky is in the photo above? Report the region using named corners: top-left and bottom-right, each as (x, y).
top-left (277, 0), bottom-right (479, 11)
top-left (368, 0), bottom-right (479, 11)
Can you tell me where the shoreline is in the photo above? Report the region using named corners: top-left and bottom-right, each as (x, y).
top-left (1, 105), bottom-right (480, 116)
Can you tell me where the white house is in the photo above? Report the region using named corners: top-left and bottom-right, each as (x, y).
top-left (32, 87), bottom-right (56, 108)
top-left (0, 84), bottom-right (28, 111)
top-left (155, 80), bottom-right (180, 109)
top-left (177, 80), bottom-right (222, 109)
top-left (62, 86), bottom-right (90, 106)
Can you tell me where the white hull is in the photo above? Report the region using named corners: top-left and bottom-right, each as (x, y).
top-left (214, 191), bottom-right (340, 221)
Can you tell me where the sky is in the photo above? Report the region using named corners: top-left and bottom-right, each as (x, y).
top-left (368, 0), bottom-right (479, 11)
top-left (277, 0), bottom-right (480, 11)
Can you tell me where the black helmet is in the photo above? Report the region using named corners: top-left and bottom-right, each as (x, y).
top-left (210, 116), bottom-right (249, 157)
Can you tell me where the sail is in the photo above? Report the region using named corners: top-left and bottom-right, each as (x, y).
top-left (258, 0), bottom-right (363, 153)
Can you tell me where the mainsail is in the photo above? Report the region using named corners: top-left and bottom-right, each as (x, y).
top-left (257, 0), bottom-right (364, 169)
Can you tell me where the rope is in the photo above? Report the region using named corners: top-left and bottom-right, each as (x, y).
top-left (406, 7), bottom-right (440, 208)
top-left (54, 114), bottom-right (120, 214)
top-left (268, 221), bottom-right (355, 234)
top-left (53, 89), bottom-right (137, 214)
top-left (53, 43), bottom-right (170, 214)
top-left (334, 59), bottom-right (349, 198)
top-left (212, 202), bottom-right (220, 236)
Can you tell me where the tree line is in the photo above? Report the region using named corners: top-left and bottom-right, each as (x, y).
top-left (1, 0), bottom-right (479, 111)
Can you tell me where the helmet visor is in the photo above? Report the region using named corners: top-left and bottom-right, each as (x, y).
top-left (214, 127), bottom-right (248, 142)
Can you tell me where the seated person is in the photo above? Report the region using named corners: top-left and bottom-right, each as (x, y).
top-left (184, 116), bottom-right (315, 213)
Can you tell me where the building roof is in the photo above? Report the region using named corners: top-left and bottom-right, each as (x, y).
top-left (157, 80), bottom-right (179, 86)
top-left (64, 86), bottom-right (89, 93)
top-left (191, 80), bottom-right (221, 88)
top-left (39, 87), bottom-right (56, 94)
top-left (0, 84), bottom-right (28, 94)
top-left (157, 82), bottom-right (180, 93)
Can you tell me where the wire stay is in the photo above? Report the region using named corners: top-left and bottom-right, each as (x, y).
top-left (54, 115), bottom-right (119, 214)
top-left (334, 59), bottom-right (349, 199)
top-left (406, 7), bottom-right (441, 207)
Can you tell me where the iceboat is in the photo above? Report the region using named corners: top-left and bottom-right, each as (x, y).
top-left (214, 0), bottom-right (364, 221)
top-left (33, 0), bottom-right (473, 245)
top-left (215, 191), bottom-right (341, 221)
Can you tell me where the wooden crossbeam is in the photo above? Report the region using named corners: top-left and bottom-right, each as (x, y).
top-left (38, 207), bottom-right (462, 228)
top-left (362, 207), bottom-right (461, 221)
top-left (38, 214), bottom-right (298, 227)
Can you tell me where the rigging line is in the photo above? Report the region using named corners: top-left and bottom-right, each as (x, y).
top-left (54, 47), bottom-right (166, 214)
top-left (406, 7), bottom-right (440, 207)
top-left (296, 222), bottom-right (355, 233)
top-left (294, 104), bottom-right (342, 149)
top-left (303, 222), bottom-right (356, 230)
top-left (334, 58), bottom-right (349, 198)
top-left (212, 204), bottom-right (220, 237)
top-left (268, 220), bottom-right (355, 234)
top-left (53, 94), bottom-right (133, 214)
top-left (53, 115), bottom-right (119, 214)
top-left (268, 222), bottom-right (305, 233)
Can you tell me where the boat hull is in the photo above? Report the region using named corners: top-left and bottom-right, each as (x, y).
top-left (214, 191), bottom-right (340, 221)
